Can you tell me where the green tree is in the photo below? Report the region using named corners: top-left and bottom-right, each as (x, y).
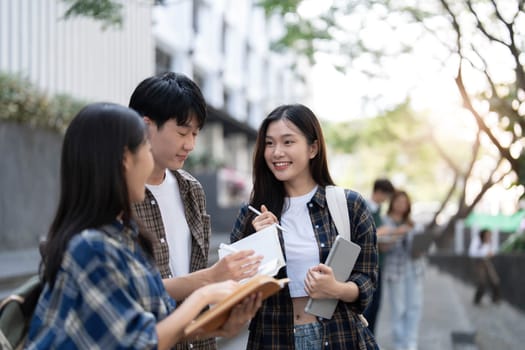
top-left (61, 0), bottom-right (124, 28)
top-left (262, 0), bottom-right (524, 249)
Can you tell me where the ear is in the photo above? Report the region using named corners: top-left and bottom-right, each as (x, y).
top-left (143, 116), bottom-right (153, 126)
top-left (309, 140), bottom-right (319, 159)
top-left (122, 148), bottom-right (132, 171)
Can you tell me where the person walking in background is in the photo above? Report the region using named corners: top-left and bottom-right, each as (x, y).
top-left (25, 103), bottom-right (261, 349)
top-left (469, 228), bottom-right (501, 305)
top-left (129, 72), bottom-right (262, 350)
top-left (381, 190), bottom-right (424, 350)
top-left (363, 178), bottom-right (395, 334)
top-left (230, 104), bottom-right (378, 349)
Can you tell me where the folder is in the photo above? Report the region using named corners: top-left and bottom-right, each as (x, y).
top-left (304, 235), bottom-right (361, 319)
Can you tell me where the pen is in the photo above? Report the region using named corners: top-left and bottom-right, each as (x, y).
top-left (248, 205), bottom-right (287, 232)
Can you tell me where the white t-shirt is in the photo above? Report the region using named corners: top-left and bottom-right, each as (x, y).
top-left (146, 170), bottom-right (191, 277)
top-left (281, 186), bottom-right (319, 298)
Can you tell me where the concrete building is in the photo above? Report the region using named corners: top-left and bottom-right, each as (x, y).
top-left (152, 0), bottom-right (309, 230)
top-left (0, 0), bottom-right (309, 244)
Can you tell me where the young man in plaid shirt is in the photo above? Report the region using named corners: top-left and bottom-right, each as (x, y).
top-left (129, 72), bottom-right (261, 350)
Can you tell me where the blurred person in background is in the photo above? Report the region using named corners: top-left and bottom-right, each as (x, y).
top-left (363, 178), bottom-right (395, 334)
top-left (469, 228), bottom-right (501, 305)
top-left (381, 190), bottom-right (424, 350)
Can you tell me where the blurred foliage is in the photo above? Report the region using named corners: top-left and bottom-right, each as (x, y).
top-left (59, 0), bottom-right (167, 29)
top-left (321, 101), bottom-right (461, 202)
top-left (500, 232), bottom-right (525, 253)
top-left (61, 0), bottom-right (123, 29)
top-left (184, 152), bottom-right (224, 174)
top-left (0, 72), bottom-right (85, 133)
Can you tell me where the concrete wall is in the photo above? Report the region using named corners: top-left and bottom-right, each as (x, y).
top-left (0, 123), bottom-right (243, 251)
top-left (0, 122), bottom-right (62, 251)
top-left (428, 254), bottom-right (525, 312)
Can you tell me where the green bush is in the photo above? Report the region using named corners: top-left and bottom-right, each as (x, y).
top-left (0, 72), bottom-right (86, 133)
top-left (500, 231), bottom-right (525, 253)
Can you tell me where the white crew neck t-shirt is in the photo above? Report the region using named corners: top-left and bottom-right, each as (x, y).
top-left (281, 186), bottom-right (319, 297)
top-left (146, 170), bottom-right (191, 277)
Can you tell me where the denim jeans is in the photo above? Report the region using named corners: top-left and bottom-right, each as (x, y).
top-left (294, 322), bottom-right (322, 350)
top-left (386, 259), bottom-right (424, 350)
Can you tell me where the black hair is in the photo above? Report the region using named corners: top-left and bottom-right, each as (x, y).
top-left (373, 178), bottom-right (395, 194)
top-left (128, 72), bottom-right (207, 129)
top-left (479, 229), bottom-right (491, 244)
top-left (243, 104), bottom-right (334, 235)
top-left (42, 103), bottom-right (153, 285)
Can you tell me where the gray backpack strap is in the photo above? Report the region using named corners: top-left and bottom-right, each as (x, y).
top-left (325, 185), bottom-right (351, 241)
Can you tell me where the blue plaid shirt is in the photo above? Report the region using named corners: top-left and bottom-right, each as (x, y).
top-left (231, 186), bottom-right (378, 349)
top-left (25, 221), bottom-right (176, 349)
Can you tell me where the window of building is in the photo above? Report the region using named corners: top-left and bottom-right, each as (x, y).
top-left (155, 47), bottom-right (172, 75)
top-left (221, 20), bottom-right (228, 55)
top-left (192, 0), bottom-right (203, 34)
top-left (223, 88), bottom-right (231, 114)
top-left (193, 69), bottom-right (205, 92)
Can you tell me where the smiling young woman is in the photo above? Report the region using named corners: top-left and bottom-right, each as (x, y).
top-left (230, 104), bottom-right (379, 350)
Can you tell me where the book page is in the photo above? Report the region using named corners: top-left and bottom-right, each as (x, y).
top-left (218, 224), bottom-right (285, 278)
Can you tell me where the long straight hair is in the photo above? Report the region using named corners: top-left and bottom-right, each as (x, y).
top-left (42, 103), bottom-right (153, 285)
top-left (243, 104), bottom-right (334, 234)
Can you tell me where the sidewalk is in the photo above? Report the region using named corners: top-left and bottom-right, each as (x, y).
top-left (376, 264), bottom-right (525, 350)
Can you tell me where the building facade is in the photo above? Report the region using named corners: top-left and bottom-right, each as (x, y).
top-left (0, 0), bottom-right (309, 234)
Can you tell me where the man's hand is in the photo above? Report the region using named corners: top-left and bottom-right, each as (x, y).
top-left (210, 250), bottom-right (263, 282)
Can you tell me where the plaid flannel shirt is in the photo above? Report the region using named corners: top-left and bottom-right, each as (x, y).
top-left (133, 169), bottom-right (215, 350)
top-left (26, 222), bottom-right (176, 349)
top-left (231, 186), bottom-right (379, 349)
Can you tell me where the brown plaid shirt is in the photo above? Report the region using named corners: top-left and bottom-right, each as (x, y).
top-left (134, 169), bottom-right (215, 350)
top-left (231, 186), bottom-right (379, 349)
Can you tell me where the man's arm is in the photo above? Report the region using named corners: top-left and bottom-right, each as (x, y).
top-left (163, 250), bottom-right (262, 300)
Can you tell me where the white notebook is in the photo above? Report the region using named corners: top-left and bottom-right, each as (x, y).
top-left (219, 224), bottom-right (286, 280)
top-left (304, 235), bottom-right (361, 319)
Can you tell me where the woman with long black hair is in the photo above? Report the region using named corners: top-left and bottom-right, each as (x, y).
top-left (26, 103), bottom-right (260, 349)
top-left (230, 104), bottom-right (378, 349)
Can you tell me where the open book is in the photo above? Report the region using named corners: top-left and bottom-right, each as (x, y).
top-left (184, 275), bottom-right (289, 337)
top-left (218, 224), bottom-right (286, 279)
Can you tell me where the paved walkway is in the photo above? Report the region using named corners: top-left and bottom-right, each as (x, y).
top-left (375, 264), bottom-right (525, 350)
